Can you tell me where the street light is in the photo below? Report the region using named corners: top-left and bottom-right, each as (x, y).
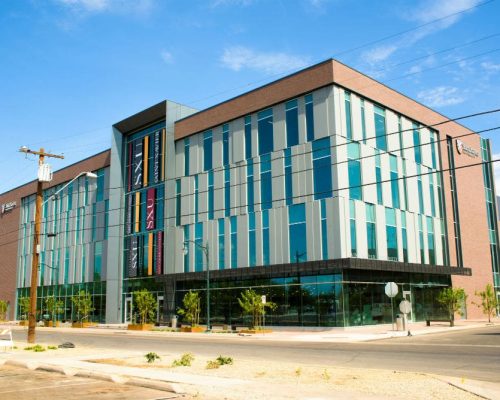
top-left (182, 240), bottom-right (210, 332)
top-left (43, 171), bottom-right (98, 205)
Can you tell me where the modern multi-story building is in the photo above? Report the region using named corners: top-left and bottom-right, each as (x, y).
top-left (1, 59), bottom-right (498, 326)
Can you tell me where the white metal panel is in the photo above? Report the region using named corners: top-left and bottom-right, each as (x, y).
top-left (355, 200), bottom-right (367, 259)
top-left (380, 152), bottom-right (392, 208)
top-left (401, 117), bottom-right (414, 162)
top-left (350, 93), bottom-right (363, 142)
top-left (232, 118), bottom-right (245, 164)
top-left (375, 205), bottom-right (387, 260)
top-left (274, 102), bottom-right (286, 152)
top-left (314, 86), bottom-right (330, 140)
top-left (364, 101), bottom-right (376, 149)
top-left (361, 144), bottom-right (377, 204)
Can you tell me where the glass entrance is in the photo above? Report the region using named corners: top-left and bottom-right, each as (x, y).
top-left (124, 297), bottom-right (133, 323)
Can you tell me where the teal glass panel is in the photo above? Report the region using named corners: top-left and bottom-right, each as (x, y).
top-left (345, 92), bottom-right (352, 140)
top-left (305, 94), bottom-right (314, 142)
top-left (289, 203), bottom-right (307, 263)
top-left (258, 108), bottom-right (273, 155)
top-left (218, 219), bottom-right (225, 269)
top-left (244, 115), bottom-right (252, 159)
top-left (374, 106), bottom-right (387, 151)
top-left (286, 99), bottom-right (299, 147)
top-left (247, 161), bottom-right (254, 213)
top-left (284, 148), bottom-right (293, 205)
top-left (230, 216), bottom-right (238, 269)
top-left (313, 138), bottom-right (332, 200)
top-left (262, 210), bottom-right (270, 265)
top-left (260, 154), bottom-right (272, 210)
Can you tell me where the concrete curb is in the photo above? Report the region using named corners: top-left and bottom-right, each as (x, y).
top-left (430, 374), bottom-right (499, 400)
top-left (2, 358), bottom-right (185, 394)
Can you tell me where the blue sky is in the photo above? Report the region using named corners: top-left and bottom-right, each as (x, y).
top-left (1, 0), bottom-right (500, 193)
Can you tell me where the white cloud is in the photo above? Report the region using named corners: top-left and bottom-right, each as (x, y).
top-left (362, 45), bottom-right (398, 65)
top-left (412, 0), bottom-right (482, 25)
top-left (160, 50), bottom-right (173, 64)
top-left (221, 46), bottom-right (309, 74)
top-left (417, 86), bottom-right (466, 107)
top-left (54, 0), bottom-right (153, 14)
top-left (481, 61), bottom-right (500, 72)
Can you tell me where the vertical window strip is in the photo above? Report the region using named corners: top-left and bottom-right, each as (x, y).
top-left (203, 130), bottom-right (213, 171)
top-left (312, 137), bottom-right (333, 200)
top-left (348, 143), bottom-right (362, 201)
top-left (374, 106), bottom-right (387, 151)
top-left (218, 219), bottom-right (225, 269)
top-left (184, 225), bottom-right (190, 273)
top-left (361, 99), bottom-right (367, 143)
top-left (366, 203), bottom-right (377, 259)
top-left (208, 171), bottom-right (214, 220)
top-left (285, 99), bottom-right (299, 147)
top-left (417, 165), bottom-right (424, 215)
top-left (427, 217), bottom-right (435, 265)
top-left (390, 155), bottom-right (400, 209)
top-left (244, 115), bottom-right (252, 159)
top-left (195, 222), bottom-right (203, 272)
top-left (223, 124), bottom-right (229, 167)
top-left (260, 154), bottom-right (272, 210)
top-left (321, 200), bottom-right (328, 260)
top-left (284, 148), bottom-right (293, 206)
top-left (375, 151), bottom-right (383, 205)
top-left (224, 167), bottom-right (230, 217)
top-left (419, 215), bottom-right (425, 264)
top-left (385, 208), bottom-right (398, 261)
top-left (230, 216), bottom-right (238, 268)
top-left (289, 203), bottom-right (307, 263)
top-left (430, 130), bottom-right (438, 170)
top-left (258, 108), bottom-right (273, 156)
top-left (398, 116), bottom-right (404, 158)
top-left (413, 123), bottom-right (422, 164)
top-left (344, 92), bottom-right (352, 140)
top-left (350, 200), bottom-right (357, 257)
top-left (305, 94), bottom-right (314, 142)
top-left (249, 213), bottom-right (256, 267)
top-left (247, 161), bottom-right (254, 213)
top-left (401, 212), bottom-right (408, 263)
top-left (429, 175), bottom-right (436, 217)
top-left (176, 179), bottom-right (181, 226)
top-left (184, 138), bottom-right (190, 176)
top-left (262, 210), bottom-right (270, 265)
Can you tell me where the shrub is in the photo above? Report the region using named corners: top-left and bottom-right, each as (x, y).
top-left (45, 296), bottom-right (64, 322)
top-left (177, 291), bottom-right (201, 327)
top-left (206, 360), bottom-right (219, 369)
top-left (216, 355), bottom-right (233, 365)
top-left (18, 297), bottom-right (30, 320)
top-left (145, 352), bottom-right (161, 364)
top-left (133, 289), bottom-right (156, 325)
top-left (0, 300), bottom-right (8, 321)
top-left (71, 291), bottom-right (94, 322)
top-left (172, 353), bottom-right (194, 367)
top-left (238, 289), bottom-right (276, 329)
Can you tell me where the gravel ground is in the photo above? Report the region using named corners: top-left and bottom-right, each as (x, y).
top-left (90, 352), bottom-right (483, 400)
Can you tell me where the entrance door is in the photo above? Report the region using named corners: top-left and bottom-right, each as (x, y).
top-left (124, 297), bottom-right (133, 324)
top-left (157, 296), bottom-right (164, 324)
top-left (402, 290), bottom-right (414, 322)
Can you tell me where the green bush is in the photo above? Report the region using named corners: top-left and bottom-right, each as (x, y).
top-left (71, 291), bottom-right (95, 322)
top-left (172, 353), bottom-right (194, 367)
top-left (206, 360), bottom-right (219, 369)
top-left (133, 289), bottom-right (156, 325)
top-left (145, 352), bottom-right (161, 364)
top-left (216, 355), bottom-right (233, 365)
top-left (177, 291), bottom-right (201, 327)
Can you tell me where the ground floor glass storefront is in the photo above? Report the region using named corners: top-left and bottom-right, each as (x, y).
top-left (170, 269), bottom-right (452, 327)
top-left (16, 281), bottom-right (106, 323)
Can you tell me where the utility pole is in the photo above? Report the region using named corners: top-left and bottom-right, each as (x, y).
top-left (19, 147), bottom-right (64, 343)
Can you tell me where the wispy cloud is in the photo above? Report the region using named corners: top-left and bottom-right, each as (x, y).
top-left (221, 46), bottom-right (309, 74)
top-left (54, 0), bottom-right (154, 15)
top-left (361, 0), bottom-right (483, 67)
top-left (481, 61), bottom-right (500, 72)
top-left (160, 50), bottom-right (173, 64)
top-left (362, 45), bottom-right (398, 65)
top-left (417, 86), bottom-right (466, 107)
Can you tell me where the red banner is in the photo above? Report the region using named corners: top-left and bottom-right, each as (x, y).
top-left (156, 231), bottom-right (163, 275)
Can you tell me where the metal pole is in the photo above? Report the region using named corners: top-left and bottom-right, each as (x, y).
top-left (391, 296), bottom-right (394, 331)
top-left (205, 242), bottom-right (210, 332)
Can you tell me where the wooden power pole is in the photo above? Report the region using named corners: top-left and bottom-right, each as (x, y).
top-left (19, 147), bottom-right (64, 344)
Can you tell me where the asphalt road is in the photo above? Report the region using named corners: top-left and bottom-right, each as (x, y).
top-left (0, 364), bottom-right (180, 400)
top-left (13, 325), bottom-right (500, 383)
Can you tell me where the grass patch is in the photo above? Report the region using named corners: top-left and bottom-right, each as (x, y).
top-left (24, 344), bottom-right (46, 352)
top-left (47, 345), bottom-right (58, 350)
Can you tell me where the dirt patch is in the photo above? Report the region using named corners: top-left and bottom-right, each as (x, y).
top-left (87, 353), bottom-right (482, 400)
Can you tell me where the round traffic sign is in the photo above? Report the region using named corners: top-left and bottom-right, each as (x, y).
top-left (399, 300), bottom-right (411, 314)
top-left (385, 282), bottom-right (398, 298)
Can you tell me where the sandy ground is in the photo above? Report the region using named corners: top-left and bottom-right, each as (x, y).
top-left (89, 352), bottom-right (482, 400)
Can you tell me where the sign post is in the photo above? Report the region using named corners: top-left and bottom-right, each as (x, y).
top-left (399, 300), bottom-right (411, 331)
top-left (261, 295), bottom-right (266, 331)
top-left (385, 282), bottom-right (398, 331)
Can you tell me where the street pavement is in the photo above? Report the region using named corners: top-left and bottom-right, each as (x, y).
top-left (1, 320), bottom-right (500, 399)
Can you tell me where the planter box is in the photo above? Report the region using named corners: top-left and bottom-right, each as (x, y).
top-left (44, 321), bottom-right (60, 327)
top-left (180, 326), bottom-right (206, 333)
top-left (127, 323), bottom-right (154, 331)
top-left (72, 322), bottom-right (97, 328)
top-left (240, 329), bottom-right (273, 334)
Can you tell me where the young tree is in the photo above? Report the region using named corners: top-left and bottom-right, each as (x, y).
top-left (238, 289), bottom-right (276, 329)
top-left (133, 289), bottom-right (156, 325)
top-left (436, 287), bottom-right (467, 327)
top-left (0, 300), bottom-right (8, 321)
top-left (71, 290), bottom-right (95, 322)
top-left (177, 290), bottom-right (201, 326)
top-left (45, 296), bottom-right (64, 322)
top-left (18, 296), bottom-right (30, 321)
top-left (473, 284), bottom-right (498, 323)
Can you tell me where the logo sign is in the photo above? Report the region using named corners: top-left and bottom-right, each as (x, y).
top-left (261, 295), bottom-right (266, 304)
top-left (385, 282), bottom-right (398, 298)
top-left (456, 139), bottom-right (479, 158)
top-left (1, 201), bottom-right (16, 214)
top-left (399, 300), bottom-right (411, 314)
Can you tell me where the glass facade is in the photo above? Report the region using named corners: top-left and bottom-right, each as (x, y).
top-left (289, 203), bottom-right (307, 263)
top-left (312, 137), bottom-right (333, 200)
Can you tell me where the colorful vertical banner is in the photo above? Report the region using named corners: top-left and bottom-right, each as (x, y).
top-left (143, 136), bottom-right (149, 187)
top-left (156, 231), bottom-right (163, 275)
top-left (133, 139), bottom-right (143, 190)
top-left (147, 233), bottom-right (153, 276)
top-left (126, 194), bottom-right (133, 235)
top-left (161, 128), bottom-right (166, 181)
top-left (128, 236), bottom-right (138, 278)
top-left (154, 130), bottom-right (161, 184)
top-left (146, 188), bottom-right (155, 230)
top-left (134, 192), bottom-right (140, 232)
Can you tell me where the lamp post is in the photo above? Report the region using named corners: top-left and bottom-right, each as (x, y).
top-left (182, 240), bottom-right (210, 332)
